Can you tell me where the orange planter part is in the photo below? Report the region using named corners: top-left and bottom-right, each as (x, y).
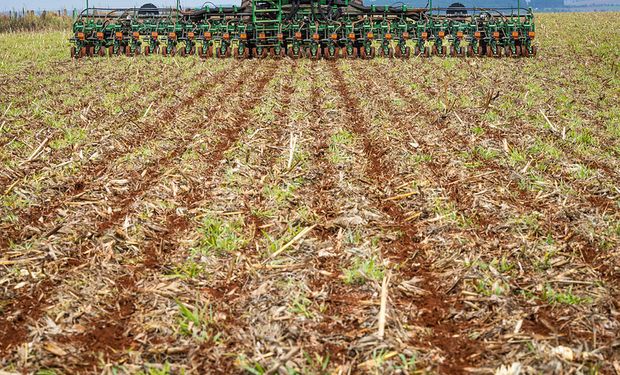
top-left (330, 33), bottom-right (338, 40)
top-left (366, 32), bottom-right (374, 39)
top-left (115, 31), bottom-right (123, 40)
top-left (421, 32), bottom-right (428, 40)
top-left (132, 31), bottom-right (140, 39)
top-left (456, 31), bottom-right (463, 39)
top-left (385, 33), bottom-right (392, 40)
top-left (188, 32), bottom-right (195, 39)
top-left (168, 32), bottom-right (177, 40)
top-left (348, 32), bottom-right (356, 40)
top-left (151, 32), bottom-right (158, 39)
top-left (223, 32), bottom-right (230, 40)
top-left (312, 33), bottom-right (320, 41)
top-left (240, 32), bottom-right (247, 40)
top-left (96, 32), bottom-right (104, 40)
top-left (203, 31), bottom-right (211, 40)
top-left (77, 32), bottom-right (85, 41)
top-left (258, 32), bottom-right (266, 40)
top-left (493, 31), bottom-right (500, 39)
top-left (474, 31), bottom-right (481, 39)
top-left (512, 31), bottom-right (519, 39)
top-left (438, 31), bottom-right (445, 38)
top-left (294, 31), bottom-right (302, 40)
top-left (528, 31), bottom-right (535, 39)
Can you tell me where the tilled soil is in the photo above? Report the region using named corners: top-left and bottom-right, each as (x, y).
top-left (1, 13), bottom-right (619, 375)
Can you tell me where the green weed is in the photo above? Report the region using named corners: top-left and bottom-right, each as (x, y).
top-left (343, 257), bottom-right (384, 285)
top-left (192, 215), bottom-right (247, 255)
top-left (176, 300), bottom-right (222, 343)
top-left (542, 286), bottom-right (592, 305)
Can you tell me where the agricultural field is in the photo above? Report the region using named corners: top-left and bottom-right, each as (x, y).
top-left (0, 12), bottom-right (619, 375)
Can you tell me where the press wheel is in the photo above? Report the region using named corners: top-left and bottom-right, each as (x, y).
top-left (287, 47), bottom-right (303, 59)
top-left (308, 47), bottom-right (321, 60)
top-left (380, 47), bottom-right (393, 58)
top-left (345, 47), bottom-right (358, 59)
top-left (324, 47), bottom-right (338, 60)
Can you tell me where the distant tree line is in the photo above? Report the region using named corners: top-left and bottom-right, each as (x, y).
top-left (0, 9), bottom-right (72, 33)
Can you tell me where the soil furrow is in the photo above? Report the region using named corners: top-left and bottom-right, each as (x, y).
top-left (11, 63), bottom-right (281, 372)
top-left (329, 61), bottom-right (475, 373)
top-left (0, 62), bottom-right (256, 359)
top-left (0, 63), bottom-right (235, 249)
top-left (377, 63), bottom-right (620, 283)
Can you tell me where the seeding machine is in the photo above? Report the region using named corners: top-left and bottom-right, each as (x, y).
top-left (70, 0), bottom-right (536, 59)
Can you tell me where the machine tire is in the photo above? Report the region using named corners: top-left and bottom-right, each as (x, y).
top-left (216, 46), bottom-right (229, 58)
top-left (308, 47), bottom-right (321, 60)
top-left (288, 46), bottom-right (304, 59)
top-left (345, 47), bottom-right (358, 59)
top-left (272, 47), bottom-right (285, 58)
top-left (253, 47), bottom-right (267, 58)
